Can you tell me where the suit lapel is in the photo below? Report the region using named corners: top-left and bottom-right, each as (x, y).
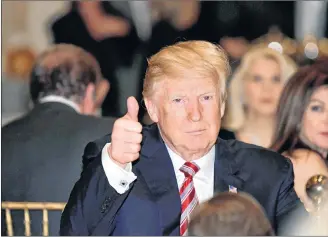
top-left (214, 138), bottom-right (245, 194)
top-left (134, 125), bottom-right (181, 235)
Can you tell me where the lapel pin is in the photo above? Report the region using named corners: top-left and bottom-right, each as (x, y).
top-left (229, 185), bottom-right (237, 193)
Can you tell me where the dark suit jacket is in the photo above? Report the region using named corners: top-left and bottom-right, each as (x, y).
top-left (1, 102), bottom-right (116, 236)
top-left (60, 124), bottom-right (303, 235)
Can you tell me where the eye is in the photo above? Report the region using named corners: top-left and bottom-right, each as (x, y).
top-left (272, 76), bottom-right (281, 83)
top-left (202, 95), bottom-right (213, 101)
top-left (252, 75), bottom-right (262, 82)
top-left (310, 105), bottom-right (323, 112)
top-left (172, 98), bottom-right (183, 104)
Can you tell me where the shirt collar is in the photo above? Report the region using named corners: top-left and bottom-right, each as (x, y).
top-left (165, 144), bottom-right (216, 177)
top-left (39, 95), bottom-right (81, 113)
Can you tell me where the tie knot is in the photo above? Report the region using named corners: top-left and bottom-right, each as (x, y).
top-left (180, 162), bottom-right (199, 177)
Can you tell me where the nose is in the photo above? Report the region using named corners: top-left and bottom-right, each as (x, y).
top-left (323, 110), bottom-right (328, 125)
top-left (262, 80), bottom-right (272, 92)
top-left (187, 100), bottom-right (202, 122)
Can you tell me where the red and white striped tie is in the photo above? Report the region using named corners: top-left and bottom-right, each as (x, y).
top-left (179, 162), bottom-right (200, 236)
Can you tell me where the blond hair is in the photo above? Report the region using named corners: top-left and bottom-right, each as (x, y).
top-left (222, 47), bottom-right (298, 131)
top-left (143, 40), bottom-right (231, 102)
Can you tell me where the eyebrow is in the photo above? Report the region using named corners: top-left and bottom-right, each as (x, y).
top-left (249, 73), bottom-right (281, 77)
top-left (169, 91), bottom-right (216, 97)
top-left (309, 99), bottom-right (325, 105)
top-left (168, 93), bottom-right (186, 98)
top-left (199, 91), bottom-right (216, 96)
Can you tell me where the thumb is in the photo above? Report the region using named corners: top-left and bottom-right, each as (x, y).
top-left (126, 96), bottom-right (139, 121)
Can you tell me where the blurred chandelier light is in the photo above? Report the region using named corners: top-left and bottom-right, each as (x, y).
top-left (249, 27), bottom-right (328, 63)
top-left (304, 42), bottom-right (319, 59)
top-left (250, 26), bottom-right (298, 57)
top-left (268, 41), bottom-right (283, 54)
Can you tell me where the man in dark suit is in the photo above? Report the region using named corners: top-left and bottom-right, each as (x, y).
top-left (60, 41), bottom-right (304, 236)
top-left (1, 44), bottom-right (116, 236)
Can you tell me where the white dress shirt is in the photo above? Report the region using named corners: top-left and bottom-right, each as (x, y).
top-left (39, 95), bottom-right (104, 117)
top-left (39, 95), bottom-right (81, 113)
top-left (101, 142), bottom-right (215, 203)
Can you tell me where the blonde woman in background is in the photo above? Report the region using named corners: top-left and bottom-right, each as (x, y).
top-left (221, 47), bottom-right (297, 148)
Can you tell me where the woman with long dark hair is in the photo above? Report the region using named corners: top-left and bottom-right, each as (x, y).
top-left (271, 57), bottom-right (328, 209)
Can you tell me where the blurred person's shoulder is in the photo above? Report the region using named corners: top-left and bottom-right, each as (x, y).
top-left (1, 112), bottom-right (31, 136)
top-left (79, 114), bottom-right (117, 128)
top-left (288, 149), bottom-right (328, 179)
top-left (289, 149), bottom-right (325, 162)
top-left (75, 114), bottom-right (116, 139)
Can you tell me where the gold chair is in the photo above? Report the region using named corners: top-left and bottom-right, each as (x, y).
top-left (1, 202), bottom-right (66, 236)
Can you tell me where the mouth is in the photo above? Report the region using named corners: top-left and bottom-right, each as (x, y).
top-left (186, 129), bottom-right (206, 135)
top-left (320, 132), bottom-right (328, 137)
top-left (260, 98), bottom-right (274, 104)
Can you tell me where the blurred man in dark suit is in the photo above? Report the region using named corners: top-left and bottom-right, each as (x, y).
top-left (1, 44), bottom-right (116, 236)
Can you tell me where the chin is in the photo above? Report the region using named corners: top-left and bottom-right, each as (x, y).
top-left (187, 137), bottom-right (215, 150)
top-left (184, 141), bottom-right (209, 152)
top-left (257, 108), bottom-right (276, 116)
top-left (315, 140), bottom-right (328, 150)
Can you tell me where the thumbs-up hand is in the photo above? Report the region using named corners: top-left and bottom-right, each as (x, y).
top-left (108, 96), bottom-right (143, 168)
top-left (124, 95), bottom-right (139, 122)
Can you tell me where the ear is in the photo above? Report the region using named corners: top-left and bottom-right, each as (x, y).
top-left (144, 98), bottom-right (159, 123)
top-left (81, 83), bottom-right (96, 115)
top-left (220, 101), bottom-right (226, 118)
top-left (95, 79), bottom-right (110, 108)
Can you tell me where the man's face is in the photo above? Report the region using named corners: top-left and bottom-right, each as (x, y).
top-left (146, 76), bottom-right (223, 159)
